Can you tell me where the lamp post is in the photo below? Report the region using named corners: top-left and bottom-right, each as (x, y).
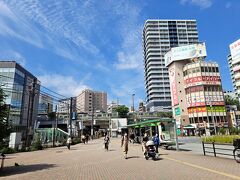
top-left (132, 94), bottom-right (135, 112)
top-left (209, 98), bottom-right (217, 135)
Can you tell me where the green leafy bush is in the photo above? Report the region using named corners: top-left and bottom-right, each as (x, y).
top-left (202, 135), bottom-right (240, 144)
top-left (0, 147), bottom-right (16, 154)
top-left (72, 138), bottom-right (81, 145)
top-left (30, 138), bottom-right (43, 151)
top-left (219, 128), bottom-right (226, 135)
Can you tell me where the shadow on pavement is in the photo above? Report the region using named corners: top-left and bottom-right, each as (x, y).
top-left (153, 158), bottom-right (163, 161)
top-left (108, 149), bottom-right (116, 152)
top-left (158, 153), bottom-right (168, 156)
top-left (0, 163), bottom-right (56, 177)
top-left (126, 156), bottom-right (140, 159)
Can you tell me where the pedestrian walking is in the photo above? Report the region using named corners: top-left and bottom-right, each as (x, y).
top-left (142, 133), bottom-right (149, 156)
top-left (121, 133), bottom-right (129, 159)
top-left (104, 134), bottom-right (110, 151)
top-left (153, 134), bottom-right (160, 154)
top-left (67, 136), bottom-right (72, 150)
top-left (85, 134), bottom-right (89, 144)
top-left (81, 134), bottom-right (86, 144)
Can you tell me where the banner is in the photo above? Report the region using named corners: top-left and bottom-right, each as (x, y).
top-left (169, 68), bottom-right (178, 105)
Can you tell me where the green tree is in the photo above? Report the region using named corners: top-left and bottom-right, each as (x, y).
top-left (224, 95), bottom-right (240, 109)
top-left (113, 105), bottom-right (129, 118)
top-left (157, 111), bottom-right (173, 118)
top-left (47, 112), bottom-right (56, 120)
top-left (0, 88), bottom-right (11, 146)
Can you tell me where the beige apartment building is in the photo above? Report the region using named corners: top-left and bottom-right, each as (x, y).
top-left (77, 89), bottom-right (107, 114)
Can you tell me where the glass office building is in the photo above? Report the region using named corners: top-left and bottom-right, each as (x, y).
top-left (0, 61), bottom-right (40, 142)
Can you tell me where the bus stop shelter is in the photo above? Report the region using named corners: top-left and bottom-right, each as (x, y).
top-left (126, 118), bottom-right (178, 148)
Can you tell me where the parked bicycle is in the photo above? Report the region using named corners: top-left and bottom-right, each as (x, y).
top-left (233, 139), bottom-right (240, 163)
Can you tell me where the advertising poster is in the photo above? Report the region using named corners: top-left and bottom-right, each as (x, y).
top-left (165, 43), bottom-right (207, 66)
top-left (169, 68), bottom-right (178, 106)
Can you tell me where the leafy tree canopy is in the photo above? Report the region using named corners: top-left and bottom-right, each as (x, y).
top-left (47, 112), bottom-right (56, 120)
top-left (0, 88), bottom-right (11, 145)
top-left (113, 105), bottom-right (129, 118)
top-left (224, 95), bottom-right (240, 109)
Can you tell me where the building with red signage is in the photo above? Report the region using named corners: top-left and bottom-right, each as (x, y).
top-left (165, 43), bottom-right (227, 135)
top-left (183, 61), bottom-right (226, 127)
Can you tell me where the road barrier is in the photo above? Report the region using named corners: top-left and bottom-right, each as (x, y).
top-left (202, 141), bottom-right (234, 158)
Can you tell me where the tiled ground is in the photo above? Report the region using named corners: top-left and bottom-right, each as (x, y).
top-left (1, 138), bottom-right (240, 180)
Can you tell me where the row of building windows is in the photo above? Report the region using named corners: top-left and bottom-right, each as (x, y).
top-left (183, 66), bottom-right (219, 76)
top-left (185, 85), bottom-right (223, 94)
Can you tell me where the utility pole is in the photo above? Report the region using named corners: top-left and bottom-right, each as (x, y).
top-left (132, 94), bottom-right (135, 112)
top-left (69, 97), bottom-right (73, 137)
top-left (52, 105), bottom-right (57, 147)
top-left (91, 105), bottom-right (94, 140)
top-left (209, 99), bottom-right (217, 135)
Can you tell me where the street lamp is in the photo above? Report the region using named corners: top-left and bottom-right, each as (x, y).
top-left (132, 94), bottom-right (135, 112)
top-left (209, 98), bottom-right (217, 135)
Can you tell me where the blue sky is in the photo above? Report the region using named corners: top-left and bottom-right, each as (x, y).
top-left (0, 0), bottom-right (239, 106)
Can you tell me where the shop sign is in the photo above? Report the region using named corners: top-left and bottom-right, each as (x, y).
top-left (175, 107), bottom-right (181, 116)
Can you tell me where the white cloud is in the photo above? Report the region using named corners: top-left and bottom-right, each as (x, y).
top-left (38, 74), bottom-right (91, 97)
top-left (113, 1), bottom-right (144, 70)
top-left (180, 0), bottom-right (213, 9)
top-left (0, 50), bottom-right (26, 67)
top-left (0, 2), bottom-right (43, 48)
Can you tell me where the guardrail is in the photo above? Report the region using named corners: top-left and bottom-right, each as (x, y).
top-left (202, 141), bottom-right (234, 158)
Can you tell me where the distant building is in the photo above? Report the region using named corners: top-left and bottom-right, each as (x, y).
top-left (76, 89), bottom-right (107, 114)
top-left (224, 90), bottom-right (237, 100)
top-left (143, 19), bottom-right (199, 112)
top-left (138, 102), bottom-right (146, 112)
top-left (57, 97), bottom-right (76, 122)
top-left (0, 61), bottom-right (40, 146)
top-left (107, 101), bottom-right (118, 113)
top-left (38, 94), bottom-right (53, 115)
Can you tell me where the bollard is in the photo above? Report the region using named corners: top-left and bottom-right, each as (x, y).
top-left (202, 141), bottom-right (206, 156)
top-left (1, 153), bottom-right (5, 170)
top-left (213, 142), bottom-right (216, 157)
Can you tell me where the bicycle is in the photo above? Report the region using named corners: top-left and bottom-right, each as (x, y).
top-left (233, 139), bottom-right (240, 163)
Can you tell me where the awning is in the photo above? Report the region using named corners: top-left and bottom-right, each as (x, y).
top-left (183, 124), bottom-right (195, 129)
top-left (127, 118), bottom-right (174, 128)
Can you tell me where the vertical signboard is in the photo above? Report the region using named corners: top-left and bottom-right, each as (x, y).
top-left (169, 68), bottom-right (178, 106)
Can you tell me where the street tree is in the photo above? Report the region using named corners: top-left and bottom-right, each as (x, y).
top-left (0, 88), bottom-right (11, 146)
top-left (47, 112), bottom-right (56, 120)
top-left (113, 105), bottom-right (129, 118)
top-left (224, 95), bottom-right (240, 109)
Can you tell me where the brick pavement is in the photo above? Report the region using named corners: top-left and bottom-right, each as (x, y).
top-left (0, 138), bottom-right (240, 180)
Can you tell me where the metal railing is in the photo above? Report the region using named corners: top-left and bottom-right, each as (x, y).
top-left (202, 141), bottom-right (234, 158)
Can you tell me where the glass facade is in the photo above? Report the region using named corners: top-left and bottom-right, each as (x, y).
top-left (0, 62), bottom-right (40, 135)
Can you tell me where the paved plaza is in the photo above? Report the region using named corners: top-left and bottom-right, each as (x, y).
top-left (1, 138), bottom-right (240, 180)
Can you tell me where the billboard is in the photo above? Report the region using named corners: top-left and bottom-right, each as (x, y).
top-left (165, 43), bottom-right (207, 67)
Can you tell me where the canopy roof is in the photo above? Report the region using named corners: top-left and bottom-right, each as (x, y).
top-left (127, 118), bottom-right (174, 128)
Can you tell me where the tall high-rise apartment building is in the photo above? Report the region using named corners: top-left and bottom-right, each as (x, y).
top-left (229, 39), bottom-right (240, 100)
top-left (77, 89), bottom-right (107, 114)
top-left (143, 19), bottom-right (199, 112)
